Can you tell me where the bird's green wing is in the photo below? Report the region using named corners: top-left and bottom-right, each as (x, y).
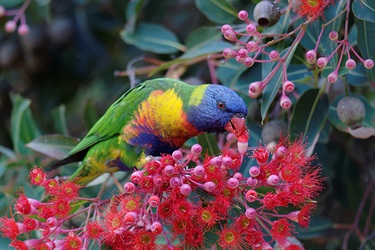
top-left (66, 83), bottom-right (147, 157)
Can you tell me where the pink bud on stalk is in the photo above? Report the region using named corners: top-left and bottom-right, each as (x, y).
top-left (317, 57), bottom-right (328, 68)
top-left (306, 50), bottom-right (317, 64)
top-left (345, 59), bottom-right (356, 70)
top-left (238, 10), bottom-right (248, 21)
top-left (283, 81), bottom-right (295, 93)
top-left (364, 59), bottom-right (374, 69)
top-left (327, 72), bottom-right (338, 83)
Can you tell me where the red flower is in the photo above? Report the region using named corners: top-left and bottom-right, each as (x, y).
top-left (218, 226), bottom-right (245, 249)
top-left (134, 230), bottom-right (156, 250)
top-left (15, 194), bottom-right (33, 215)
top-left (86, 221), bottom-right (103, 239)
top-left (119, 194), bottom-right (142, 213)
top-left (52, 199), bottom-right (71, 218)
top-left (291, 0), bottom-right (333, 21)
top-left (29, 166), bottom-right (46, 186)
top-left (158, 201), bottom-right (173, 219)
top-left (271, 218), bottom-right (293, 245)
top-left (9, 240), bottom-right (27, 250)
top-left (57, 181), bottom-right (80, 200)
top-left (298, 203), bottom-right (316, 227)
top-left (184, 227), bottom-right (204, 247)
top-left (0, 217), bottom-right (21, 239)
top-left (63, 232), bottom-right (82, 250)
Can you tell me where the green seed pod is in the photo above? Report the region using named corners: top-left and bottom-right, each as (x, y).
top-left (337, 96), bottom-right (366, 129)
top-left (253, 1), bottom-right (280, 27)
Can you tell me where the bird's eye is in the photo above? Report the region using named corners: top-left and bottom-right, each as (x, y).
top-left (217, 101), bottom-right (225, 109)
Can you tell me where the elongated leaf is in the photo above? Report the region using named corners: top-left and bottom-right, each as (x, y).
top-left (185, 26), bottom-right (222, 48)
top-left (197, 133), bottom-right (220, 156)
top-left (26, 134), bottom-right (79, 160)
top-left (355, 18), bottom-right (375, 83)
top-left (195, 0), bottom-right (237, 24)
top-left (52, 105), bottom-right (69, 136)
top-left (289, 89), bottom-right (329, 143)
top-left (261, 45), bottom-right (298, 121)
top-left (120, 22), bottom-right (185, 54)
top-left (125, 0), bottom-right (145, 33)
top-left (10, 94), bottom-right (41, 155)
top-left (352, 0), bottom-right (375, 23)
top-left (150, 41), bottom-right (231, 75)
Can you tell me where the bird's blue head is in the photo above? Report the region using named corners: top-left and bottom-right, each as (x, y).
top-left (187, 84), bottom-right (248, 140)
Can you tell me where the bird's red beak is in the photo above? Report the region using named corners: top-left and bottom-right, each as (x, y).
top-left (225, 116), bottom-right (249, 162)
top-left (225, 116), bottom-right (249, 142)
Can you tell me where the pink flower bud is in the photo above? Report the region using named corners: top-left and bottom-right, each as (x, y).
top-left (364, 59), bottom-right (374, 69)
top-left (180, 184), bottom-right (192, 195)
top-left (151, 221), bottom-right (163, 235)
top-left (170, 177), bottom-right (181, 187)
top-left (226, 133), bottom-right (236, 143)
top-left (246, 41), bottom-right (258, 52)
top-left (124, 212), bottom-right (137, 224)
top-left (329, 31), bottom-right (338, 41)
top-left (5, 20), bottom-right (17, 33)
top-left (227, 177), bottom-right (239, 189)
top-left (193, 165), bottom-right (205, 176)
top-left (46, 217), bottom-right (57, 227)
top-left (283, 80), bottom-right (295, 93)
top-left (210, 156), bottom-right (222, 167)
top-left (248, 81), bottom-right (262, 98)
top-left (0, 6), bottom-right (5, 17)
top-left (345, 59), bottom-right (356, 70)
top-left (131, 172), bottom-right (142, 183)
top-left (266, 174), bottom-right (279, 185)
top-left (269, 50), bottom-right (279, 61)
top-left (286, 211), bottom-right (299, 222)
top-left (275, 146), bottom-right (287, 159)
top-left (153, 176), bottom-right (163, 187)
top-left (203, 181), bottom-right (216, 192)
top-left (246, 177), bottom-right (258, 187)
top-left (237, 48), bottom-right (248, 58)
top-left (280, 95), bottom-right (292, 109)
top-left (236, 55), bottom-right (244, 63)
top-left (123, 182), bottom-right (136, 193)
top-left (233, 172), bottom-right (243, 181)
top-left (243, 57), bottom-right (254, 67)
top-left (245, 207), bottom-right (257, 219)
top-left (223, 29), bottom-right (237, 42)
top-left (317, 57), bottom-right (328, 68)
top-left (191, 144), bottom-right (202, 155)
top-left (149, 195), bottom-right (160, 207)
top-left (222, 48), bottom-right (237, 59)
top-left (249, 166), bottom-right (260, 177)
top-left (222, 156), bottom-right (233, 167)
top-left (164, 165), bottom-right (175, 175)
top-left (221, 24), bottom-right (231, 33)
top-left (246, 24), bottom-right (257, 35)
top-left (327, 71), bottom-right (338, 83)
top-left (306, 50), bottom-right (317, 64)
top-left (245, 190), bottom-right (258, 202)
top-left (238, 10), bottom-right (248, 21)
top-left (18, 24), bottom-right (29, 36)
top-left (172, 150), bottom-right (183, 161)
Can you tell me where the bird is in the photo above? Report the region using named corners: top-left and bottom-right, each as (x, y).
top-left (50, 78), bottom-right (249, 185)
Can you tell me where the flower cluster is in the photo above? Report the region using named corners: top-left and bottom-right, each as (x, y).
top-left (0, 0), bottom-right (31, 36)
top-left (1, 136), bottom-right (325, 249)
top-left (0, 167), bottom-right (82, 249)
top-left (221, 0), bottom-right (373, 110)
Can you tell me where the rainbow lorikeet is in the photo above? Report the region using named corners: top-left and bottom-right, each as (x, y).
top-left (51, 78), bottom-right (249, 185)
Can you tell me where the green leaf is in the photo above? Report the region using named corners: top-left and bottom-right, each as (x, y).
top-left (261, 45), bottom-right (298, 121)
top-left (195, 0), bottom-right (237, 24)
top-left (120, 22), bottom-right (185, 54)
top-left (185, 26), bottom-right (222, 48)
top-left (197, 133), bottom-right (220, 156)
top-left (26, 135), bottom-right (79, 160)
top-left (352, 0), bottom-right (375, 23)
top-left (52, 105), bottom-right (69, 136)
top-left (296, 216), bottom-right (332, 239)
top-left (10, 94), bottom-right (41, 155)
top-left (125, 0), bottom-right (145, 33)
top-left (355, 18), bottom-right (375, 83)
top-left (289, 89), bottom-right (329, 143)
top-left (150, 40), bottom-right (231, 75)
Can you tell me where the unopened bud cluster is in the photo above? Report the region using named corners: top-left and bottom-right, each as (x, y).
top-left (0, 2), bottom-right (31, 36)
